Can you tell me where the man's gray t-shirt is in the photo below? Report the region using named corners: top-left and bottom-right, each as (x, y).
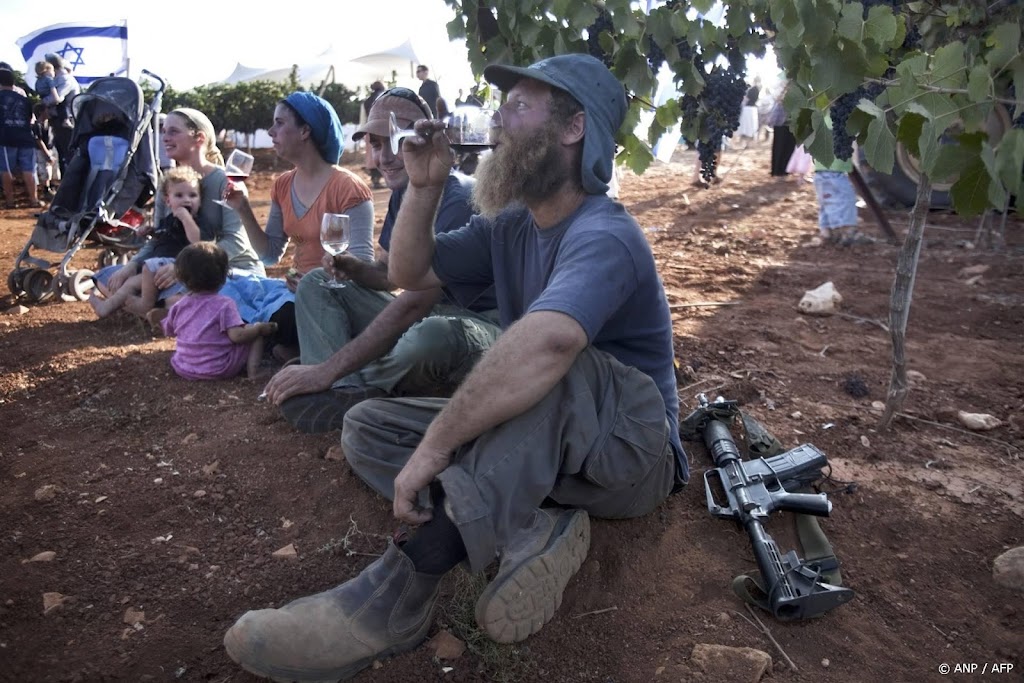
top-left (431, 194), bottom-right (687, 483)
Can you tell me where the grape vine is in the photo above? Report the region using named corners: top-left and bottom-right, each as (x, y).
top-left (694, 65), bottom-right (747, 181)
top-left (585, 11), bottom-right (615, 68)
top-left (830, 82), bottom-right (885, 161)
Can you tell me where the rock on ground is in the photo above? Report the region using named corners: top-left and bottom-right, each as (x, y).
top-left (993, 546), bottom-right (1024, 592)
top-left (690, 643), bottom-right (773, 683)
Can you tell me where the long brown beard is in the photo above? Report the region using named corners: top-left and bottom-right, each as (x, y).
top-left (472, 120), bottom-right (569, 220)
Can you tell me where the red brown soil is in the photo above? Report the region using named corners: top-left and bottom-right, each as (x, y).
top-left (1, 145), bottom-right (1022, 683)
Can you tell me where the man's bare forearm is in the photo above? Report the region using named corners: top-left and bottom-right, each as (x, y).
top-left (420, 311), bottom-right (588, 455)
top-left (320, 288), bottom-right (442, 382)
top-left (348, 259), bottom-right (395, 291)
top-left (387, 185), bottom-right (444, 290)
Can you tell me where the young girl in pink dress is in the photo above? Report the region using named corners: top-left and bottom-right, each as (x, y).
top-left (161, 242), bottom-right (277, 380)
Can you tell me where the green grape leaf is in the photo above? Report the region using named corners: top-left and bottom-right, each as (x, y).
top-left (837, 3), bottom-right (864, 43)
top-left (985, 22), bottom-right (1022, 72)
top-left (917, 120), bottom-right (940, 172)
top-left (949, 158), bottom-right (992, 216)
top-left (897, 111), bottom-right (926, 158)
top-left (620, 131), bottom-right (654, 175)
top-left (1012, 60), bottom-right (1024, 119)
top-left (994, 129), bottom-right (1024, 198)
top-left (806, 110), bottom-right (835, 166)
top-left (864, 5), bottom-right (898, 49)
top-left (571, 3), bottom-right (600, 29)
top-left (810, 42), bottom-right (868, 96)
top-left (611, 8), bottom-right (642, 39)
top-left (689, 0), bottom-right (716, 15)
top-left (967, 65), bottom-right (992, 103)
top-left (856, 99), bottom-right (885, 120)
top-left (446, 16), bottom-right (466, 41)
top-left (655, 99), bottom-right (681, 128)
top-left (931, 42), bottom-right (967, 89)
top-left (980, 144), bottom-right (1008, 208)
top-left (863, 117), bottom-right (896, 174)
top-left (797, 0), bottom-right (839, 48)
top-left (930, 143), bottom-right (976, 183)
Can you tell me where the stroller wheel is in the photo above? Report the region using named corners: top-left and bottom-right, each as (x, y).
top-left (99, 249), bottom-right (130, 268)
top-left (22, 269), bottom-right (55, 303)
top-left (70, 269), bottom-right (96, 301)
top-left (7, 267), bottom-right (33, 296)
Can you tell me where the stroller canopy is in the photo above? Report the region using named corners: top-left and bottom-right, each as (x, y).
top-left (70, 77), bottom-right (148, 148)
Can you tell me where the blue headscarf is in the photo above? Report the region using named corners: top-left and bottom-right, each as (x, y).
top-left (284, 92), bottom-right (344, 165)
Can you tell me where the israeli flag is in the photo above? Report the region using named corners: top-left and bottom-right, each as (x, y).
top-left (16, 21), bottom-right (128, 88)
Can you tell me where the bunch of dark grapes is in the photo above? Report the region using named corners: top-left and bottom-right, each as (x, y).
top-left (902, 24), bottom-right (922, 50)
top-left (647, 37), bottom-right (667, 73)
top-left (585, 11), bottom-right (615, 68)
top-left (830, 82), bottom-right (887, 161)
top-left (830, 90), bottom-right (861, 161)
top-left (675, 38), bottom-right (694, 62)
top-left (695, 65), bottom-right (747, 181)
top-left (679, 93), bottom-right (700, 129)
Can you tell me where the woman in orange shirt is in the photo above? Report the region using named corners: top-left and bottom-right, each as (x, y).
top-left (226, 92), bottom-right (374, 360)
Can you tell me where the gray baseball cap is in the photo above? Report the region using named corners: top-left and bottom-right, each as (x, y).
top-left (484, 53), bottom-right (626, 195)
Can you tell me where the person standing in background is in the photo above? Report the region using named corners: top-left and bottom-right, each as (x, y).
top-left (768, 83), bottom-right (796, 177)
top-left (0, 62), bottom-right (27, 96)
top-left (43, 53), bottom-right (80, 175)
top-left (415, 65), bottom-right (440, 118)
top-left (0, 68), bottom-right (41, 208)
top-left (736, 77), bottom-right (761, 148)
top-left (31, 103), bottom-right (58, 199)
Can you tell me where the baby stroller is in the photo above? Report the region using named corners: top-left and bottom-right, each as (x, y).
top-left (7, 71), bottom-right (165, 303)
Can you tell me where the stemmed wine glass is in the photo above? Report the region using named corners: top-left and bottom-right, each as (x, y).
top-left (319, 213), bottom-right (351, 289)
top-left (214, 149), bottom-right (255, 208)
top-left (389, 106), bottom-right (501, 155)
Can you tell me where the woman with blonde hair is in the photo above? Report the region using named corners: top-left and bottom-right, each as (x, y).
top-left (96, 107), bottom-right (263, 297)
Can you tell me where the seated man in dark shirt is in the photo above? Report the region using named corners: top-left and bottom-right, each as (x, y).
top-left (225, 54), bottom-right (686, 683)
top-left (262, 88), bottom-right (501, 433)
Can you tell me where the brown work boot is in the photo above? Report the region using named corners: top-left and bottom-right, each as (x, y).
top-left (223, 541), bottom-right (441, 682)
top-left (475, 508), bottom-right (590, 643)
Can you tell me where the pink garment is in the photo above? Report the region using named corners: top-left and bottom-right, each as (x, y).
top-left (162, 293), bottom-right (250, 380)
top-left (787, 145), bottom-right (813, 176)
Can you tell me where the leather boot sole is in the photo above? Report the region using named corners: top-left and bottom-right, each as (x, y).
top-left (474, 509), bottom-right (590, 644)
top-left (223, 620), bottom-right (431, 683)
top-left (278, 386), bottom-right (387, 434)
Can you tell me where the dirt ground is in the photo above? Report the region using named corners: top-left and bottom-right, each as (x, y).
top-left (1, 142), bottom-right (1022, 683)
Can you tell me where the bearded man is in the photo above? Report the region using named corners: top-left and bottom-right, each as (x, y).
top-left (223, 54), bottom-right (688, 683)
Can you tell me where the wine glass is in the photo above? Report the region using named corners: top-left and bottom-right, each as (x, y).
top-left (319, 213), bottom-right (351, 289)
top-left (389, 106), bottom-right (501, 155)
top-left (214, 149), bottom-right (255, 208)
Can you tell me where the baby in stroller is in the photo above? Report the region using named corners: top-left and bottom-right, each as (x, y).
top-left (90, 165), bottom-right (202, 318)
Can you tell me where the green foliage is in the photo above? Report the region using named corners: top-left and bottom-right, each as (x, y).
top-left (444, 0), bottom-right (1023, 216)
top-left (137, 75), bottom-right (363, 142)
top-left (318, 82), bottom-right (362, 124)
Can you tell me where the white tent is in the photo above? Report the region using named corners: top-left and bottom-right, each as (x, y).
top-left (219, 37), bottom-right (426, 91)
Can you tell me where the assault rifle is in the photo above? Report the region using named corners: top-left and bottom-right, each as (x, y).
top-left (681, 394), bottom-right (855, 621)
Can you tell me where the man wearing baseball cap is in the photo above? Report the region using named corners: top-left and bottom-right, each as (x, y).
top-left (261, 87), bottom-right (501, 438)
top-left (225, 54), bottom-right (685, 682)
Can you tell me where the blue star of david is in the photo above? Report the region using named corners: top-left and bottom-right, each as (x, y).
top-left (56, 42), bottom-right (85, 69)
